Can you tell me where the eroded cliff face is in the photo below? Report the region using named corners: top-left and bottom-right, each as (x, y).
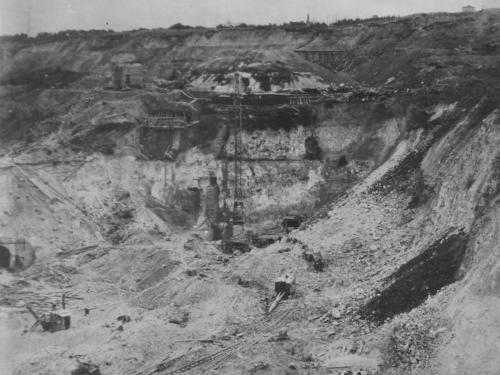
top-left (421, 107), bottom-right (500, 374)
top-left (1, 10), bottom-right (500, 375)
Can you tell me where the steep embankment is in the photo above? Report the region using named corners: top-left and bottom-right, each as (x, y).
top-left (289, 98), bottom-right (500, 374)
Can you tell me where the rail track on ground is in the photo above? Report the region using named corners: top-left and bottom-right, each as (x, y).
top-left (135, 301), bottom-right (299, 375)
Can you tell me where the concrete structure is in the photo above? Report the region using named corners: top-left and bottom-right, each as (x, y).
top-left (0, 244), bottom-right (11, 268)
top-left (112, 63), bottom-right (144, 90)
top-left (462, 5), bottom-right (476, 12)
top-left (0, 238), bottom-right (33, 269)
top-left (295, 49), bottom-right (344, 69)
top-left (205, 174), bottom-right (220, 224)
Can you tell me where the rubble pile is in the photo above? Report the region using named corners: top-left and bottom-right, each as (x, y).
top-left (100, 191), bottom-right (135, 244)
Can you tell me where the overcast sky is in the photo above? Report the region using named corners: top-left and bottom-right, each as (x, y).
top-left (0, 0), bottom-right (495, 36)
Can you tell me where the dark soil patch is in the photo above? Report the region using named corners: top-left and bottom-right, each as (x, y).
top-left (242, 105), bottom-right (315, 131)
top-left (0, 246), bottom-right (11, 268)
top-left (361, 231), bottom-right (468, 323)
top-left (69, 123), bottom-right (133, 155)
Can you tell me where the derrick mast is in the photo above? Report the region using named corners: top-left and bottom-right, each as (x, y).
top-left (232, 73), bottom-right (244, 226)
top-left (220, 72), bottom-right (248, 252)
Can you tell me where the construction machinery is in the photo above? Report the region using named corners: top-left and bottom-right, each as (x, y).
top-left (303, 249), bottom-right (325, 272)
top-left (221, 73), bottom-right (250, 253)
top-left (268, 272), bottom-right (296, 313)
top-left (247, 213), bottom-right (303, 248)
top-left (281, 214), bottom-right (303, 234)
top-left (26, 294), bottom-right (71, 333)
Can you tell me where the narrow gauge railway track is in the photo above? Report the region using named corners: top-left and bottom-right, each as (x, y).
top-left (136, 302), bottom-right (298, 375)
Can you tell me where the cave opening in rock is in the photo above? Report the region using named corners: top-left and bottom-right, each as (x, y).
top-left (304, 136), bottom-right (322, 160)
top-left (361, 232), bottom-right (468, 324)
top-left (337, 155), bottom-right (348, 168)
top-left (0, 246), bottom-right (11, 268)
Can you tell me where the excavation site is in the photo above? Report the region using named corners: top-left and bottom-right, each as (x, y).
top-left (1, 4), bottom-right (500, 375)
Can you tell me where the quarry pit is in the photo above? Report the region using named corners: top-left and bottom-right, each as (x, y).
top-left (1, 9), bottom-right (500, 375)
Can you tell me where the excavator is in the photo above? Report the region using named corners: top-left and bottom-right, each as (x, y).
top-left (26, 295), bottom-right (71, 333)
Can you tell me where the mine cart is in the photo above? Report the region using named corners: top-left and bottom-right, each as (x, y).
top-left (274, 273), bottom-right (296, 298)
top-left (46, 309), bottom-right (72, 331)
top-left (268, 272), bottom-right (296, 313)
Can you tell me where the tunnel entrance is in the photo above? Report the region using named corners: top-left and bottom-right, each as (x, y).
top-left (361, 231), bottom-right (468, 324)
top-left (0, 246), bottom-right (11, 268)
